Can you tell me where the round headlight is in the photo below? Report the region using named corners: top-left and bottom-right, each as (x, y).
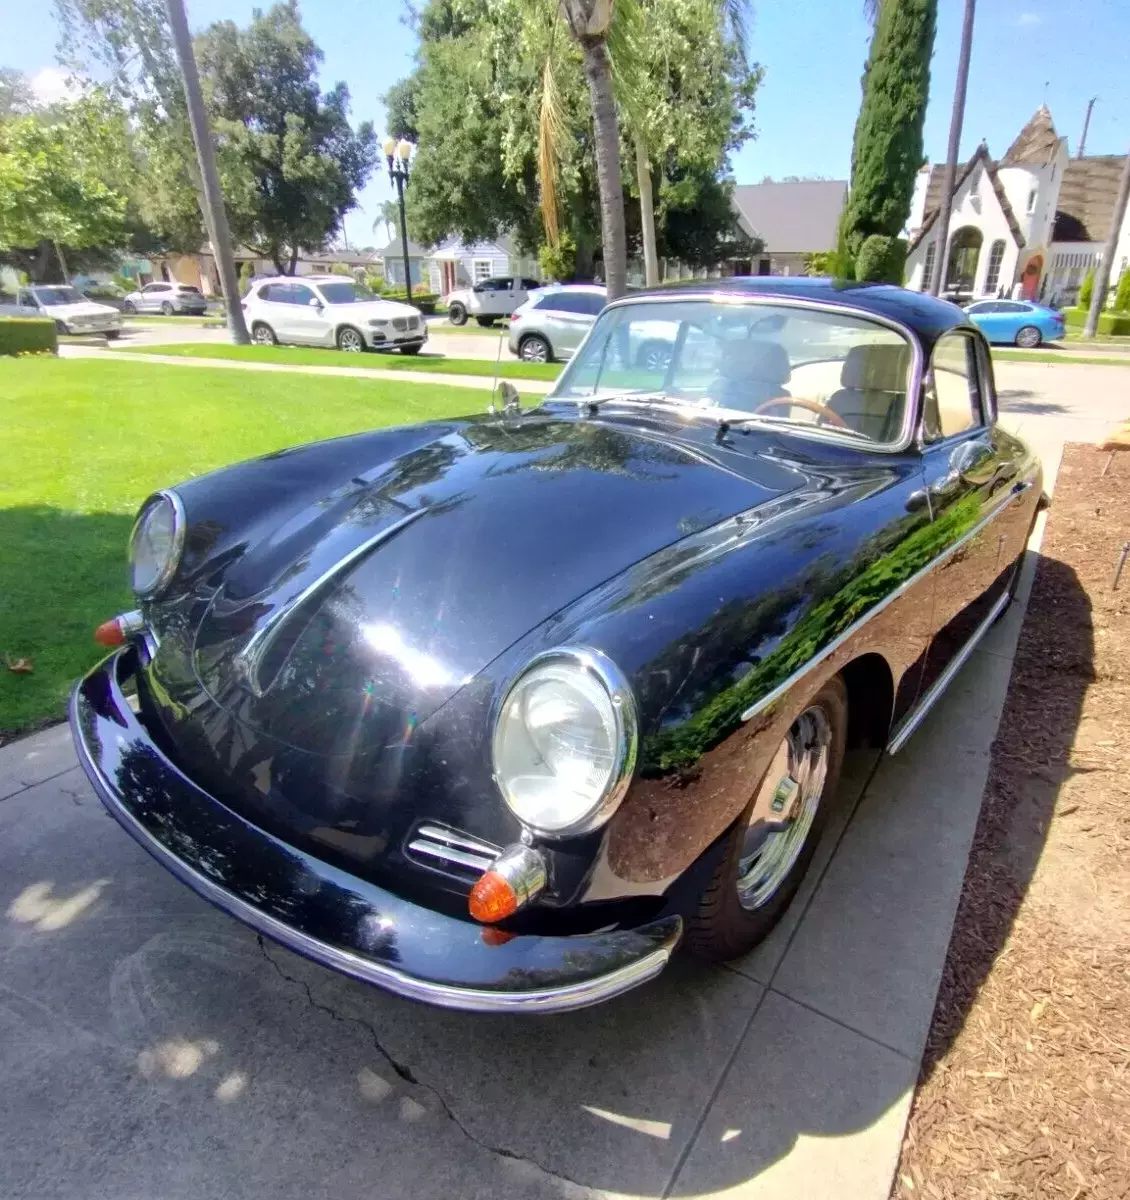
top-left (129, 490), bottom-right (185, 597)
top-left (491, 648), bottom-right (637, 837)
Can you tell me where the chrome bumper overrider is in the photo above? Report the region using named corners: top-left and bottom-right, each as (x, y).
top-left (70, 649), bottom-right (680, 1013)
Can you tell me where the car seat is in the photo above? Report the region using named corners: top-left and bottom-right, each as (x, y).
top-left (824, 343), bottom-right (910, 441)
top-left (711, 340), bottom-right (792, 411)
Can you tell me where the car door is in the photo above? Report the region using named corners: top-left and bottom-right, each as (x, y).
top-left (915, 328), bottom-right (1028, 698)
top-left (285, 281), bottom-right (333, 345)
top-left (139, 283), bottom-right (165, 314)
top-left (548, 291), bottom-right (602, 357)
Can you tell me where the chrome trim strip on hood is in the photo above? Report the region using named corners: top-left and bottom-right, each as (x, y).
top-left (237, 506), bottom-right (428, 697)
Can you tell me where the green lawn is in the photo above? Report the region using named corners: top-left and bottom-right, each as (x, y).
top-left (113, 340), bottom-right (561, 381)
top-left (0, 356), bottom-right (479, 738)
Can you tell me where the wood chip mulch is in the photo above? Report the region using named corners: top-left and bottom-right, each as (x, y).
top-left (894, 444), bottom-right (1130, 1200)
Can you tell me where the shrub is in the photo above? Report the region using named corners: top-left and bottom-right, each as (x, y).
top-left (1078, 267), bottom-right (1095, 308)
top-left (1114, 269), bottom-right (1130, 314)
top-left (378, 285), bottom-right (439, 314)
top-left (0, 318), bottom-right (58, 356)
top-left (853, 234), bottom-right (908, 284)
top-left (329, 262), bottom-right (352, 276)
top-left (238, 261), bottom-right (255, 295)
top-left (1062, 307), bottom-right (1130, 336)
top-left (539, 232), bottom-right (576, 282)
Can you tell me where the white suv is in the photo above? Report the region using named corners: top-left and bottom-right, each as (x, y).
top-left (242, 276), bottom-right (428, 354)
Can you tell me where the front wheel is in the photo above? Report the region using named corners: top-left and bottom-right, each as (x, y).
top-left (476, 316), bottom-right (496, 328)
top-left (122, 301), bottom-right (136, 315)
top-left (250, 321), bottom-right (277, 345)
top-left (105, 330), bottom-right (121, 340)
top-left (518, 334), bottom-right (552, 363)
top-left (160, 301), bottom-right (174, 316)
top-left (337, 326), bottom-right (366, 352)
top-left (1015, 324), bottom-right (1042, 349)
top-left (448, 302), bottom-right (467, 326)
top-left (685, 676), bottom-right (847, 961)
top-left (399, 344), bottom-right (422, 355)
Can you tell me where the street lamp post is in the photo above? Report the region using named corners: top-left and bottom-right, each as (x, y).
top-left (383, 137), bottom-right (414, 305)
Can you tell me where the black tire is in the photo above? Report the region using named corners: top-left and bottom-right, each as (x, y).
top-left (54, 320), bottom-right (68, 335)
top-left (518, 334), bottom-right (552, 363)
top-left (105, 331), bottom-right (121, 340)
top-left (250, 321), bottom-right (277, 345)
top-left (337, 325), bottom-right (366, 352)
top-left (448, 302), bottom-right (468, 326)
top-left (160, 301), bottom-right (174, 316)
top-left (685, 675), bottom-right (848, 961)
top-left (476, 316), bottom-right (496, 328)
top-left (122, 301), bottom-right (136, 315)
top-left (399, 344), bottom-right (422, 355)
top-left (1015, 324), bottom-right (1041, 349)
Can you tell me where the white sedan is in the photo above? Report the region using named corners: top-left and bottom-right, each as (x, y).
top-left (0, 284), bottom-right (122, 337)
top-left (242, 276), bottom-right (427, 353)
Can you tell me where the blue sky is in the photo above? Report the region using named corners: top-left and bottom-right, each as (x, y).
top-left (3, 0), bottom-right (1128, 249)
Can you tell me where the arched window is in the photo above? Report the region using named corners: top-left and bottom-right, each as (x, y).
top-left (984, 240), bottom-right (1007, 295)
top-left (921, 241), bottom-right (937, 292)
top-left (945, 226), bottom-right (983, 295)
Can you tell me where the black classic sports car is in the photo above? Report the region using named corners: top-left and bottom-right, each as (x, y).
top-left (71, 278), bottom-right (1042, 1013)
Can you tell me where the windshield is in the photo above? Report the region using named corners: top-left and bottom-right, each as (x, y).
top-left (316, 281), bottom-right (376, 304)
top-left (32, 286), bottom-right (84, 306)
top-left (553, 299), bottom-right (914, 445)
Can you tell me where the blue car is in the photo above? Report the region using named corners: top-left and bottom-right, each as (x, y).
top-left (963, 299), bottom-right (1065, 348)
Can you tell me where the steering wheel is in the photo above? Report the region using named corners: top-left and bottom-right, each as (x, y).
top-left (750, 396), bottom-right (849, 429)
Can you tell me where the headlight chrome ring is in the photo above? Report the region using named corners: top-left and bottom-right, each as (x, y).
top-left (491, 646), bottom-right (638, 839)
top-left (129, 489), bottom-right (186, 599)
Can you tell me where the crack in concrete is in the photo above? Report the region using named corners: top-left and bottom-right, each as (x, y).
top-left (255, 935), bottom-right (586, 1192)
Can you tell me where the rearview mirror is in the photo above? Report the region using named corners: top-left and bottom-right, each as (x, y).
top-left (308, 297), bottom-right (322, 308)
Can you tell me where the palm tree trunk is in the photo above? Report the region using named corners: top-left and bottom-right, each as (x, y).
top-left (635, 137), bottom-right (659, 287)
top-left (578, 35), bottom-right (627, 300)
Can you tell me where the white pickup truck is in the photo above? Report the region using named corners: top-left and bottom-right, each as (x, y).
top-left (445, 275), bottom-right (542, 327)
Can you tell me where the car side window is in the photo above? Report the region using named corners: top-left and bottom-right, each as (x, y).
top-left (290, 284), bottom-right (316, 306)
top-left (999, 301), bottom-right (1028, 313)
top-left (580, 293), bottom-right (606, 316)
top-left (264, 283), bottom-right (290, 303)
top-left (17, 289), bottom-right (37, 307)
top-left (521, 278), bottom-right (540, 290)
top-left (922, 332), bottom-right (984, 442)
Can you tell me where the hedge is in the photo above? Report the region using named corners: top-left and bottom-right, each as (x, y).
top-left (0, 317), bottom-right (58, 356)
top-left (1062, 307), bottom-right (1130, 336)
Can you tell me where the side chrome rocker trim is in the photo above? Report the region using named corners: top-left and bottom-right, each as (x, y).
top-left (886, 587), bottom-right (1011, 754)
top-left (740, 479), bottom-right (1032, 724)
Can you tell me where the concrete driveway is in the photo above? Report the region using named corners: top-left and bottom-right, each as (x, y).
top-left (1, 359), bottom-right (1127, 1200)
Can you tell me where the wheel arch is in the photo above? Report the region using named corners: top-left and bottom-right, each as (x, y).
top-left (839, 651), bottom-right (896, 749)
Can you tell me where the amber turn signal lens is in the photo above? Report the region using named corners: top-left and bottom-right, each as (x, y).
top-left (480, 927), bottom-right (516, 947)
top-left (469, 871), bottom-right (519, 923)
top-left (94, 619), bottom-right (126, 647)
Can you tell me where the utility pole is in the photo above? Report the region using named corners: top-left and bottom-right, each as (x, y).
top-left (1077, 96), bottom-right (1097, 159)
top-left (1082, 149), bottom-right (1130, 339)
top-left (930, 0), bottom-right (976, 297)
top-left (164, 0), bottom-right (250, 343)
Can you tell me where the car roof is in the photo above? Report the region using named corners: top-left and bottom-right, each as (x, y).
top-left (532, 282), bottom-right (606, 294)
top-left (627, 276), bottom-right (970, 348)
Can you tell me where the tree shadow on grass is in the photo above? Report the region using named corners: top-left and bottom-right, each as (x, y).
top-left (0, 505), bottom-right (134, 740)
top-left (917, 553), bottom-right (1093, 1079)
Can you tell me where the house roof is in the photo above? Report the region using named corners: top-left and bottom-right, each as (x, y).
top-left (375, 235), bottom-right (429, 259)
top-left (909, 145), bottom-right (1024, 252)
top-left (428, 234), bottom-right (516, 260)
top-left (1000, 105), bottom-right (1061, 167)
top-left (1052, 154), bottom-right (1129, 243)
top-left (730, 180), bottom-right (848, 253)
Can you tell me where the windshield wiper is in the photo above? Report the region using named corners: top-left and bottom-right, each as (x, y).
top-left (715, 413), bottom-right (871, 441)
top-left (577, 390), bottom-right (668, 415)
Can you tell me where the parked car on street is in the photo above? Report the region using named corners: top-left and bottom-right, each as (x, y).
top-left (72, 277), bottom-right (1041, 1013)
top-left (446, 276), bottom-right (541, 327)
top-left (963, 299), bottom-right (1064, 347)
top-left (122, 281), bottom-right (209, 316)
top-left (242, 275), bottom-right (427, 353)
top-left (508, 283), bottom-right (608, 361)
top-left (0, 284), bottom-right (122, 337)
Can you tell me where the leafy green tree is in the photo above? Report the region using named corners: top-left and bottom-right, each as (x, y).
top-left (0, 91), bottom-right (130, 278)
top-left (1114, 268), bottom-right (1130, 314)
top-left (0, 68), bottom-right (35, 119)
top-left (1078, 267), bottom-right (1095, 308)
top-left (194, 2), bottom-right (377, 275)
top-left (841, 0), bottom-right (937, 280)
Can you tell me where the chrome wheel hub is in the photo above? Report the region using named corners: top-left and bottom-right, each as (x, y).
top-left (340, 331), bottom-right (363, 351)
top-left (735, 705), bottom-right (831, 910)
top-left (521, 340), bottom-right (548, 363)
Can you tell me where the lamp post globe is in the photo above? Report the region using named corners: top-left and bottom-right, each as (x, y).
top-left (384, 137), bottom-right (416, 306)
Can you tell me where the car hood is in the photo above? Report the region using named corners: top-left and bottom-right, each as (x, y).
top-left (45, 300), bottom-right (119, 318)
top-left (189, 414), bottom-right (806, 754)
top-left (331, 299), bottom-right (420, 320)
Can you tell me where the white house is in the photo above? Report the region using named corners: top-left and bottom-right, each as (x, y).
top-left (425, 235), bottom-right (540, 297)
top-left (905, 106), bottom-right (1130, 307)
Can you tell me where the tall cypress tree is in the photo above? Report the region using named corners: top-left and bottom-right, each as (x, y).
top-left (842, 0), bottom-right (937, 281)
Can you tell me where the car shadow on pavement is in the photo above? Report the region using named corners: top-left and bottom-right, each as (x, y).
top-left (915, 555), bottom-right (1093, 1085)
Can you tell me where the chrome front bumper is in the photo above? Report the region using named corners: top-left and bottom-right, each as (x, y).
top-left (70, 649), bottom-right (680, 1013)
